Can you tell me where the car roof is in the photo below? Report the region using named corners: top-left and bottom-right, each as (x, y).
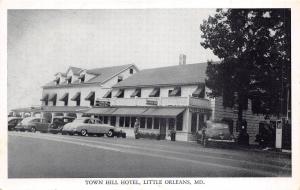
top-left (8, 117), bottom-right (23, 121)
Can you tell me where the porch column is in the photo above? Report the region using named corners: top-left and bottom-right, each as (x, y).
top-left (196, 113), bottom-right (199, 131)
top-left (116, 116), bottom-right (120, 127)
top-left (76, 113), bottom-right (83, 118)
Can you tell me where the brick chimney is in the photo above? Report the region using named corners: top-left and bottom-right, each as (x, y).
top-left (179, 54), bottom-right (186, 65)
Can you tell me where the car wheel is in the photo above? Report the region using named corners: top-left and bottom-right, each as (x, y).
top-left (31, 127), bottom-right (36, 133)
top-left (81, 129), bottom-right (88, 136)
top-left (106, 130), bottom-right (114, 137)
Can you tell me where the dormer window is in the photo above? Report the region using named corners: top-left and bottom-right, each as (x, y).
top-left (66, 76), bottom-right (72, 84)
top-left (115, 89), bottom-right (124, 98)
top-left (78, 74), bottom-right (85, 83)
top-left (130, 88), bottom-right (141, 98)
top-left (129, 69), bottom-right (134, 74)
top-left (54, 77), bottom-right (60, 85)
top-left (117, 76), bottom-right (123, 83)
top-left (169, 87), bottom-right (181, 97)
top-left (149, 88), bottom-right (160, 97)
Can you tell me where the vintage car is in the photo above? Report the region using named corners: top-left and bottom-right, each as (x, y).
top-left (62, 117), bottom-right (125, 137)
top-left (15, 117), bottom-right (41, 132)
top-left (197, 120), bottom-right (236, 147)
top-left (48, 116), bottom-right (76, 134)
top-left (8, 117), bottom-right (23, 131)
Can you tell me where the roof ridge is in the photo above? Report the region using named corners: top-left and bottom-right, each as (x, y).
top-left (86, 64), bottom-right (133, 71)
top-left (138, 62), bottom-right (210, 72)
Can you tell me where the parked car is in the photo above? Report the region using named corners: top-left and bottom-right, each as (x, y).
top-left (62, 117), bottom-right (125, 137)
top-left (197, 120), bottom-right (236, 147)
top-left (15, 117), bottom-right (41, 132)
top-left (8, 117), bottom-right (23, 131)
top-left (48, 116), bottom-right (76, 134)
top-left (30, 118), bottom-right (52, 133)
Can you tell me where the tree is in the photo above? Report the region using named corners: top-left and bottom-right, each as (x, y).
top-left (200, 9), bottom-right (291, 129)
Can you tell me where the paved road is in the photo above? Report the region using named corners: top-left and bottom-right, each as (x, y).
top-left (8, 131), bottom-right (291, 178)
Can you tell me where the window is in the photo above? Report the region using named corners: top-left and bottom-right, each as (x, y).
top-left (176, 113), bottom-right (183, 131)
top-left (168, 118), bottom-right (175, 130)
top-left (129, 68), bottom-right (134, 74)
top-left (79, 74), bottom-right (85, 83)
top-left (103, 90), bottom-right (112, 98)
top-left (125, 117), bottom-right (130, 127)
top-left (119, 117), bottom-right (125, 127)
top-left (130, 117), bottom-right (136, 128)
top-left (147, 118), bottom-right (152, 129)
top-left (149, 88), bottom-right (160, 97)
top-left (103, 116), bottom-right (108, 124)
top-left (140, 117), bottom-right (146, 128)
top-left (67, 76), bottom-right (72, 84)
top-left (117, 76), bottom-right (123, 83)
top-left (110, 116), bottom-right (116, 126)
top-left (55, 77), bottom-right (60, 85)
top-left (191, 113), bottom-right (197, 133)
top-left (154, 118), bottom-right (159, 129)
top-left (115, 89), bottom-right (124, 98)
top-left (130, 88), bottom-right (141, 98)
top-left (169, 87), bottom-right (181, 97)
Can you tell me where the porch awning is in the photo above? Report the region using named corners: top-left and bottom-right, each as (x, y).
top-left (112, 107), bottom-right (147, 116)
top-left (71, 92), bottom-right (81, 101)
top-left (59, 93), bottom-right (69, 101)
top-left (40, 94), bottom-right (49, 101)
top-left (192, 85), bottom-right (205, 98)
top-left (130, 89), bottom-right (141, 97)
top-left (38, 106), bottom-right (89, 113)
top-left (141, 108), bottom-right (185, 118)
top-left (169, 87), bottom-right (181, 96)
top-left (102, 90), bottom-right (112, 98)
top-left (84, 107), bottom-right (117, 115)
top-left (149, 88), bottom-right (160, 97)
top-left (48, 93), bottom-right (57, 101)
top-left (85, 91), bottom-right (95, 101)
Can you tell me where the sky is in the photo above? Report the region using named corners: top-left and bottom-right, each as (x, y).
top-left (7, 9), bottom-right (219, 110)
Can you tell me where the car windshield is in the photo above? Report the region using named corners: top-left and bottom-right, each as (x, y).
top-left (72, 118), bottom-right (90, 124)
top-left (206, 121), bottom-right (229, 130)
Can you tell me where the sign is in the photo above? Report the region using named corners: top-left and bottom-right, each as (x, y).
top-left (146, 99), bottom-right (158, 106)
top-left (275, 120), bottom-right (282, 149)
top-left (190, 108), bottom-right (209, 113)
top-left (95, 101), bottom-right (110, 107)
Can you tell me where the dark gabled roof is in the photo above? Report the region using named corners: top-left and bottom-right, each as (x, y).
top-left (113, 62), bottom-right (208, 88)
top-left (43, 64), bottom-right (135, 88)
top-left (86, 64), bottom-right (134, 83)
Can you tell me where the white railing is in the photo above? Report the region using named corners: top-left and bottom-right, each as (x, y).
top-left (96, 96), bottom-right (211, 108)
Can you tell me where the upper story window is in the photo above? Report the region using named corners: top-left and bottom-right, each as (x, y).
top-left (54, 77), bottom-right (60, 85)
top-left (192, 85), bottom-right (205, 98)
top-left (66, 76), bottom-right (72, 84)
top-left (115, 89), bottom-right (124, 98)
top-left (129, 68), bottom-right (134, 74)
top-left (117, 76), bottom-right (123, 83)
top-left (149, 88), bottom-right (160, 97)
top-left (78, 74), bottom-right (85, 83)
top-left (130, 88), bottom-right (141, 98)
top-left (169, 87), bottom-right (181, 97)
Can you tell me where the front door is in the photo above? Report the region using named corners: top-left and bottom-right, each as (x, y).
top-left (159, 118), bottom-right (167, 140)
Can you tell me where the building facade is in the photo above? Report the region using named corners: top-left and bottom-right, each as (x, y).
top-left (38, 64), bottom-right (138, 119)
top-left (85, 59), bottom-right (212, 141)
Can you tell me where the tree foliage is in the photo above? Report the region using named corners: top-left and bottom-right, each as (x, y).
top-left (200, 9), bottom-right (291, 119)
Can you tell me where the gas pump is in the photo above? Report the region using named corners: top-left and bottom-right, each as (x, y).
top-left (275, 119), bottom-right (283, 149)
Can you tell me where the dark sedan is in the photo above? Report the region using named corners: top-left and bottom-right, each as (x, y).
top-left (8, 117), bottom-right (23, 131)
top-left (48, 116), bottom-right (76, 134)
